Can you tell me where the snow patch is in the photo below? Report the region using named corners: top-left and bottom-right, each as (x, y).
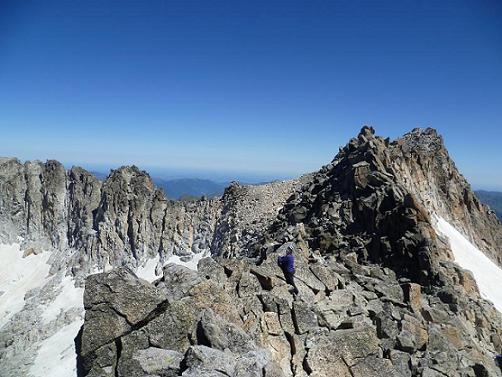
top-left (0, 243), bottom-right (51, 328)
top-left (136, 254), bottom-right (161, 282)
top-left (29, 319), bottom-right (84, 377)
top-left (165, 251), bottom-right (208, 271)
top-left (137, 251), bottom-right (208, 282)
top-left (41, 275), bottom-right (84, 324)
top-left (434, 216), bottom-right (502, 313)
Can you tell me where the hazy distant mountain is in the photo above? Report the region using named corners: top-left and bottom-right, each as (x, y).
top-left (475, 190), bottom-right (502, 221)
top-left (91, 171), bottom-right (227, 199)
top-left (155, 178), bottom-right (228, 200)
top-left (90, 171), bottom-right (108, 180)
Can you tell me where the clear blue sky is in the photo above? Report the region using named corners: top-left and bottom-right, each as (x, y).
top-left (0, 1), bottom-right (501, 187)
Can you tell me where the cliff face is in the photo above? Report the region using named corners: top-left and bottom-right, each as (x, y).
top-left (0, 158), bottom-right (69, 249)
top-left (0, 161), bottom-right (301, 278)
top-left (390, 128), bottom-right (502, 266)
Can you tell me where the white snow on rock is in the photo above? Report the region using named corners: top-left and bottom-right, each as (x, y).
top-left (434, 216), bottom-right (502, 313)
top-left (29, 319), bottom-right (84, 377)
top-left (165, 251), bottom-right (208, 271)
top-left (2, 246), bottom-right (208, 377)
top-left (0, 244), bottom-right (86, 376)
top-left (41, 275), bottom-right (84, 324)
top-left (0, 243), bottom-right (51, 328)
top-left (137, 251), bottom-right (208, 282)
top-left (136, 254), bottom-right (161, 282)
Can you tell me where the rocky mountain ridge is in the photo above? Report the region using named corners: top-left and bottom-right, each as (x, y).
top-left (1, 128), bottom-right (499, 274)
top-left (1, 127), bottom-right (502, 376)
top-left (0, 158), bottom-right (306, 280)
top-left (389, 128), bottom-right (502, 266)
top-left (78, 127), bottom-right (502, 376)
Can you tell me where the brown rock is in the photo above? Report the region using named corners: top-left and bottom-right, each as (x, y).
top-left (403, 283), bottom-right (422, 313)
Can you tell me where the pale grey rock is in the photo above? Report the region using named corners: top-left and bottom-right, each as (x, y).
top-left (156, 263), bottom-right (201, 300)
top-left (199, 308), bottom-right (256, 354)
top-left (183, 346), bottom-right (237, 375)
top-left (132, 348), bottom-right (183, 376)
top-left (211, 178), bottom-right (311, 258)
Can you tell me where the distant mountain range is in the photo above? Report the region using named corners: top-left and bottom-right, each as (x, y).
top-left (155, 178), bottom-right (228, 200)
top-left (475, 190), bottom-right (502, 222)
top-left (92, 171), bottom-right (228, 200)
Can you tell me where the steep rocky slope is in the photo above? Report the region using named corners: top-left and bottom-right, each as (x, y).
top-left (390, 128), bottom-right (502, 266)
top-left (78, 127), bottom-right (502, 377)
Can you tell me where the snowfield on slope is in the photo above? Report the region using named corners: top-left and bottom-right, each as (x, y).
top-left (41, 274), bottom-right (84, 324)
top-left (435, 216), bottom-right (502, 313)
top-left (135, 254), bottom-right (161, 282)
top-left (30, 274), bottom-right (85, 377)
top-left (29, 320), bottom-right (84, 377)
top-left (0, 244), bottom-right (85, 377)
top-left (0, 244), bottom-right (51, 328)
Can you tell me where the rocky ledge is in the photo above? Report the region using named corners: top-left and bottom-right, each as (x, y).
top-left (80, 251), bottom-right (501, 376)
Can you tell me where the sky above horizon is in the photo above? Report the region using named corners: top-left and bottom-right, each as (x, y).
top-left (0, 1), bottom-right (501, 187)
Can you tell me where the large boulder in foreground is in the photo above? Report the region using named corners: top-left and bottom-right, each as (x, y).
top-left (78, 265), bottom-right (276, 377)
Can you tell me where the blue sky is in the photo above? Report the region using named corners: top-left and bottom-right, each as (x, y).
top-left (0, 1), bottom-right (501, 187)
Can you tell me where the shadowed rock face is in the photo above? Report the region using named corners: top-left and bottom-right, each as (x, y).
top-left (253, 126), bottom-right (446, 287)
top-left (77, 127), bottom-right (502, 377)
top-left (249, 127), bottom-right (502, 276)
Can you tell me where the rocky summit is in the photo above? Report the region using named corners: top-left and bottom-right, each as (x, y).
top-left (1, 127), bottom-right (502, 377)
